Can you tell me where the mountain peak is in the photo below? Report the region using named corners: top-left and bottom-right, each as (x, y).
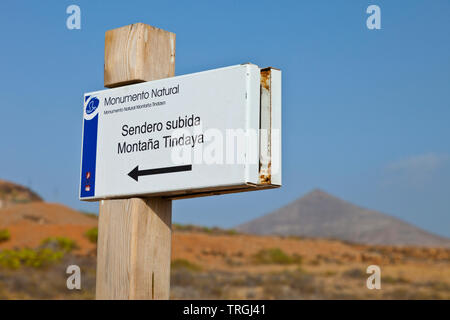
top-left (236, 189), bottom-right (450, 247)
top-left (300, 189), bottom-right (346, 205)
top-left (304, 189), bottom-right (334, 199)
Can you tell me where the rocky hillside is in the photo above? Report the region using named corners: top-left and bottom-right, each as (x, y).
top-left (236, 189), bottom-right (450, 247)
top-left (0, 179), bottom-right (42, 209)
top-left (0, 202), bottom-right (97, 254)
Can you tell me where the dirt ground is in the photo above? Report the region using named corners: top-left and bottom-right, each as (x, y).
top-left (0, 203), bottom-right (449, 299)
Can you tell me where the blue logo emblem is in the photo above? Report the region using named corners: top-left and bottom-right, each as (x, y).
top-left (86, 97), bottom-right (99, 115)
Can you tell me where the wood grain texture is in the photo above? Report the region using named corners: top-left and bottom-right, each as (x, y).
top-left (96, 198), bottom-right (172, 299)
top-left (104, 23), bottom-right (176, 88)
top-left (96, 23), bottom-right (175, 300)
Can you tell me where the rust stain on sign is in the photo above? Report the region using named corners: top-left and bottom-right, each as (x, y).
top-left (259, 161), bottom-right (272, 184)
top-left (260, 68), bottom-right (271, 90)
top-left (259, 68), bottom-right (273, 185)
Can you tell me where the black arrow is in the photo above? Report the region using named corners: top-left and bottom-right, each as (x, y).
top-left (128, 164), bottom-right (192, 182)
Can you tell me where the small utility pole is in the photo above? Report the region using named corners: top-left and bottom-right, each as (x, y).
top-left (96, 23), bottom-right (176, 300)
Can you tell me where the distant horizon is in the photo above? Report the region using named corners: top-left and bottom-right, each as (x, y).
top-left (235, 188), bottom-right (450, 243)
top-left (1, 1), bottom-right (449, 238)
top-left (4, 177), bottom-right (449, 240)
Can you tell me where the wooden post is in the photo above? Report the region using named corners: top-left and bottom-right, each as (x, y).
top-left (96, 23), bottom-right (176, 300)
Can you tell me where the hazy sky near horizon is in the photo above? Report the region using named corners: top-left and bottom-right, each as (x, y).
top-left (1, 1), bottom-right (449, 237)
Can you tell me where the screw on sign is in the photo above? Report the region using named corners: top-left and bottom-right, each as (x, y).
top-left (80, 23), bottom-right (281, 300)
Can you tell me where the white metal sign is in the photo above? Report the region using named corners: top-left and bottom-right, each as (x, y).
top-left (80, 64), bottom-right (281, 200)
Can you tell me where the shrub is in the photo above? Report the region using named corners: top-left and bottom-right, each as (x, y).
top-left (383, 275), bottom-right (410, 285)
top-left (172, 224), bottom-right (196, 232)
top-left (171, 259), bottom-right (202, 272)
top-left (226, 229), bottom-right (238, 236)
top-left (85, 227), bottom-right (98, 244)
top-left (323, 270), bottom-right (337, 277)
top-left (202, 227), bottom-right (213, 234)
top-left (79, 211), bottom-right (98, 219)
top-left (0, 248), bottom-right (64, 270)
top-left (40, 237), bottom-right (78, 253)
top-left (251, 248), bottom-right (302, 265)
top-left (343, 268), bottom-right (366, 279)
top-left (172, 223), bottom-right (239, 236)
top-left (0, 229), bottom-right (11, 243)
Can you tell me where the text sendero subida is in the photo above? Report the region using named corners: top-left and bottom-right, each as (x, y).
top-left (118, 114), bottom-right (204, 154)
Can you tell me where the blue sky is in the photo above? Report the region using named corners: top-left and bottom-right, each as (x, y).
top-left (1, 1), bottom-right (449, 237)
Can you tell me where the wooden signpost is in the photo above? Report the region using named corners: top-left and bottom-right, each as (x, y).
top-left (97, 23), bottom-right (175, 300)
top-left (80, 23), bottom-right (281, 300)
